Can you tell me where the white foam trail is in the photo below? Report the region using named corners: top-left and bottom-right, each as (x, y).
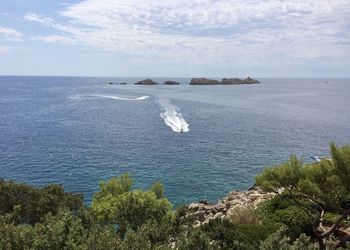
top-left (71, 94), bottom-right (149, 101)
top-left (159, 99), bottom-right (189, 133)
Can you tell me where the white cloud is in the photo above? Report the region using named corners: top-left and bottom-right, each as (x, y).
top-left (24, 13), bottom-right (82, 34)
top-left (23, 0), bottom-right (350, 63)
top-left (31, 35), bottom-right (77, 46)
top-left (0, 26), bottom-right (22, 54)
top-left (0, 26), bottom-right (22, 41)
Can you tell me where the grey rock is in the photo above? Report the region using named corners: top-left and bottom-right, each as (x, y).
top-left (198, 206), bottom-right (206, 212)
top-left (164, 80), bottom-right (180, 85)
top-left (135, 79), bottom-right (158, 85)
top-left (194, 210), bottom-right (206, 222)
top-left (215, 212), bottom-right (224, 218)
top-left (189, 203), bottom-right (200, 211)
top-left (243, 77), bottom-right (260, 84)
top-left (190, 78), bottom-right (220, 85)
top-left (221, 78), bottom-right (244, 84)
top-left (214, 203), bottom-right (226, 212)
top-left (198, 199), bottom-right (209, 205)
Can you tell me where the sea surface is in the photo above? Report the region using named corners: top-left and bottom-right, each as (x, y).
top-left (1, 76), bottom-right (350, 205)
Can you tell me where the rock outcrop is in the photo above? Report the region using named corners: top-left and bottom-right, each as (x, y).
top-left (190, 77), bottom-right (260, 85)
top-left (135, 79), bottom-right (158, 85)
top-left (111, 77), bottom-right (260, 86)
top-left (243, 77), bottom-right (260, 84)
top-left (222, 77), bottom-right (260, 84)
top-left (187, 185), bottom-right (275, 226)
top-left (190, 78), bottom-right (220, 85)
top-left (164, 80), bottom-right (180, 85)
top-left (221, 78), bottom-right (244, 85)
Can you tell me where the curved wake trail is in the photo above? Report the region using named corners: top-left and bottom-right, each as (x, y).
top-left (159, 99), bottom-right (189, 133)
top-left (71, 94), bottom-right (149, 101)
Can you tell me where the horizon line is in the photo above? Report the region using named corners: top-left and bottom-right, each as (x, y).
top-left (0, 74), bottom-right (349, 79)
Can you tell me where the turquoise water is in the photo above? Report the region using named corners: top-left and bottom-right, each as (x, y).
top-left (1, 76), bottom-right (349, 205)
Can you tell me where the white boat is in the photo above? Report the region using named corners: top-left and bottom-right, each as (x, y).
top-left (311, 156), bottom-right (321, 163)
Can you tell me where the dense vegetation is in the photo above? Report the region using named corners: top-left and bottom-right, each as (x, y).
top-left (1, 143), bottom-right (349, 249)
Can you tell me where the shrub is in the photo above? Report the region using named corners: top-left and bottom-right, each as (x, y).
top-left (0, 179), bottom-right (83, 224)
top-left (228, 205), bottom-right (260, 225)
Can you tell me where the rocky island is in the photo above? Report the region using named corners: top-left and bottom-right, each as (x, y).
top-left (134, 79), bottom-right (158, 85)
top-left (109, 77), bottom-right (260, 85)
top-left (190, 77), bottom-right (260, 85)
top-left (164, 80), bottom-right (180, 85)
top-left (190, 78), bottom-right (220, 85)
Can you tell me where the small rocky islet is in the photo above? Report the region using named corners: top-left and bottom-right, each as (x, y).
top-left (190, 77), bottom-right (260, 85)
top-left (164, 80), bottom-right (180, 85)
top-left (107, 77), bottom-right (260, 85)
top-left (135, 79), bottom-right (159, 85)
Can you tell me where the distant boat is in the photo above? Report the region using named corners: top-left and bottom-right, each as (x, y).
top-left (311, 155), bottom-right (331, 163)
top-left (311, 156), bottom-right (321, 163)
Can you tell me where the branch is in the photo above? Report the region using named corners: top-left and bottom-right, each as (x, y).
top-left (284, 189), bottom-right (319, 218)
top-left (320, 207), bottom-right (350, 239)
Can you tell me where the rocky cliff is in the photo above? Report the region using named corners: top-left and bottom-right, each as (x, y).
top-left (187, 185), bottom-right (275, 226)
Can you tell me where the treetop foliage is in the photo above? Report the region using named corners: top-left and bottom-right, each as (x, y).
top-left (0, 179), bottom-right (83, 225)
top-left (256, 143), bottom-right (350, 249)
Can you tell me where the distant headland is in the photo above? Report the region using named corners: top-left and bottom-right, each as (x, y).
top-left (108, 77), bottom-right (260, 85)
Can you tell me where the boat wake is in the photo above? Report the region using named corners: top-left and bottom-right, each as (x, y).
top-left (159, 99), bottom-right (189, 133)
top-left (71, 94), bottom-right (149, 101)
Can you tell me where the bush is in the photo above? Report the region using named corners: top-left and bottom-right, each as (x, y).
top-left (258, 196), bottom-right (313, 239)
top-left (256, 143), bottom-right (350, 248)
top-left (1, 144), bottom-right (349, 250)
top-left (236, 222), bottom-right (281, 249)
top-left (228, 205), bottom-right (260, 225)
top-left (259, 227), bottom-right (319, 250)
top-left (91, 174), bottom-right (172, 237)
top-left (0, 179), bottom-right (83, 224)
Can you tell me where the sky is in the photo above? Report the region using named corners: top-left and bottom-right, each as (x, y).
top-left (0, 0), bottom-right (349, 77)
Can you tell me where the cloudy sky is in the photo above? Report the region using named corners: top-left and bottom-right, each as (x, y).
top-left (0, 0), bottom-right (349, 77)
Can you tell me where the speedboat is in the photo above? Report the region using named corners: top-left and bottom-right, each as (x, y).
top-left (311, 156), bottom-right (321, 163)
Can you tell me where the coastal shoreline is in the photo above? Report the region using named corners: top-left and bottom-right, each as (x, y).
top-left (187, 185), bottom-right (276, 226)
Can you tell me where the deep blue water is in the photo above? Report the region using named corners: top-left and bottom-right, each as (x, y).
top-left (1, 76), bottom-right (350, 205)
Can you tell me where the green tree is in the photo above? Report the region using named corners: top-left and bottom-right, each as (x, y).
top-left (257, 196), bottom-right (313, 239)
top-left (0, 179), bottom-right (83, 224)
top-left (91, 174), bottom-right (172, 238)
top-left (150, 181), bottom-right (164, 199)
top-left (0, 208), bottom-right (122, 250)
top-left (256, 143), bottom-right (350, 249)
top-left (259, 227), bottom-right (319, 250)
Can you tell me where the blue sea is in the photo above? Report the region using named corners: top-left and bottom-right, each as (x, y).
top-left (1, 76), bottom-right (350, 205)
